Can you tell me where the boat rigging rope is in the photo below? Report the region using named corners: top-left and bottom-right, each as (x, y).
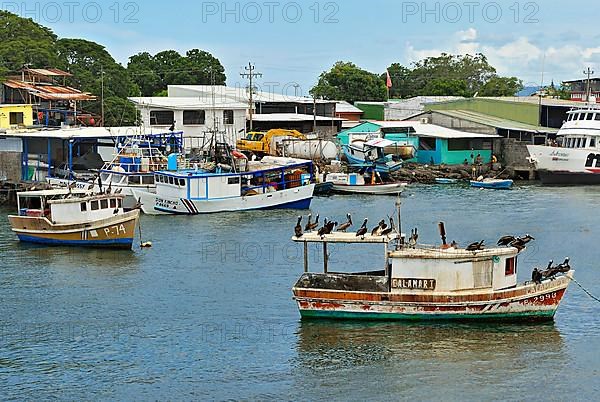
top-left (569, 277), bottom-right (600, 304)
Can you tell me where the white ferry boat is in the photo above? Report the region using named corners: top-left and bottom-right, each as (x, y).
top-left (132, 156), bottom-right (315, 215)
top-left (527, 106), bottom-right (600, 184)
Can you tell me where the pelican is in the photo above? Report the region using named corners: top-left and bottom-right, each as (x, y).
top-left (356, 219), bottom-right (368, 238)
top-left (497, 235), bottom-right (516, 247)
top-left (304, 214), bottom-right (313, 232)
top-left (307, 214), bottom-right (319, 232)
top-left (317, 218), bottom-right (329, 237)
top-left (337, 214), bottom-right (353, 232)
top-left (381, 217), bottom-right (395, 236)
top-left (294, 216), bottom-right (303, 238)
top-left (466, 240), bottom-right (485, 251)
top-left (371, 220), bottom-right (386, 236)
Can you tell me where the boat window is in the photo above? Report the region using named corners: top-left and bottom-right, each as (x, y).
top-left (168, 177), bottom-right (174, 185)
top-left (587, 113), bottom-right (594, 120)
top-left (118, 199), bottom-right (122, 208)
top-left (91, 200), bottom-right (99, 211)
top-left (567, 114), bottom-right (573, 121)
top-left (150, 110), bottom-right (174, 126)
top-left (505, 257), bottom-right (516, 276)
top-left (596, 114), bottom-right (600, 121)
top-left (591, 138), bottom-right (596, 148)
top-left (80, 202), bottom-right (87, 212)
top-left (128, 176), bottom-right (141, 185)
top-left (180, 179), bottom-right (186, 186)
top-left (100, 199), bottom-right (109, 209)
top-left (228, 177), bottom-right (241, 185)
top-left (142, 175), bottom-right (154, 185)
top-left (110, 199), bottom-right (117, 208)
top-left (579, 113), bottom-right (586, 120)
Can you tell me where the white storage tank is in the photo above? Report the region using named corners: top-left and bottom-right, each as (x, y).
top-left (282, 139), bottom-right (338, 161)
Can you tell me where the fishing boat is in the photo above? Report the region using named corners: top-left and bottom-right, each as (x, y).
top-left (291, 211), bottom-right (573, 321)
top-left (47, 134), bottom-right (181, 203)
top-left (470, 178), bottom-right (514, 189)
top-left (325, 172), bottom-right (407, 195)
top-left (435, 178), bottom-right (459, 184)
top-left (527, 106), bottom-right (600, 184)
top-left (8, 189), bottom-right (140, 249)
top-left (342, 138), bottom-right (403, 174)
top-left (132, 156), bottom-right (315, 215)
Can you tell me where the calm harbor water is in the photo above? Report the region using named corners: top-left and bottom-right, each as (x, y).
top-left (1, 184), bottom-right (599, 400)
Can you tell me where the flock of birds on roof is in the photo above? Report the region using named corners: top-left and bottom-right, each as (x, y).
top-left (294, 214), bottom-right (401, 239)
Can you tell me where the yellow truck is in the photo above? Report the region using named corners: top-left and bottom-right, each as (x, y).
top-left (236, 129), bottom-right (306, 156)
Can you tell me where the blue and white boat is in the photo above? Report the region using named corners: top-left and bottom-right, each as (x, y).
top-left (342, 138), bottom-right (403, 174)
top-left (131, 156), bottom-right (315, 215)
top-left (470, 178), bottom-right (514, 189)
top-left (435, 178), bottom-right (459, 184)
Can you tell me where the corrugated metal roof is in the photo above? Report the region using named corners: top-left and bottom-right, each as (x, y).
top-left (0, 126), bottom-right (175, 140)
top-left (365, 120), bottom-right (500, 139)
top-left (427, 110), bottom-right (559, 133)
top-left (251, 113), bottom-right (343, 122)
top-left (335, 101), bottom-right (363, 114)
top-left (3, 79), bottom-right (96, 101)
top-left (25, 68), bottom-right (72, 77)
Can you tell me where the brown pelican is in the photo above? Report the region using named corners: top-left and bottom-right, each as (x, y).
top-left (304, 214), bottom-right (313, 232)
top-left (497, 235), bottom-right (516, 247)
top-left (307, 214), bottom-right (319, 232)
top-left (466, 240), bottom-right (485, 251)
top-left (294, 216), bottom-right (303, 238)
top-left (337, 214), bottom-right (353, 232)
top-left (371, 220), bottom-right (386, 236)
top-left (356, 219), bottom-right (368, 238)
top-left (317, 218), bottom-right (329, 237)
top-left (381, 217), bottom-right (395, 236)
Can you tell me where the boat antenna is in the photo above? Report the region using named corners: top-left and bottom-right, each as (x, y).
top-left (395, 193), bottom-right (402, 250)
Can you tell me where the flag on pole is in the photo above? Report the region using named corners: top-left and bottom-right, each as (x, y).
top-left (386, 70), bottom-right (393, 88)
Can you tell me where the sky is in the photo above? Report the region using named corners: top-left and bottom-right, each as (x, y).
top-left (8, 0), bottom-right (600, 96)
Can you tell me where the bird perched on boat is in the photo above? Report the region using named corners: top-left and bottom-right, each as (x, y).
top-left (466, 240), bottom-right (485, 251)
top-left (381, 217), bottom-right (395, 237)
top-left (497, 235), bottom-right (516, 247)
top-left (450, 240), bottom-right (459, 248)
top-left (337, 214), bottom-right (353, 232)
top-left (294, 216), bottom-right (303, 238)
top-left (411, 227), bottom-right (419, 243)
top-left (371, 220), bottom-right (387, 236)
top-left (532, 267), bottom-right (543, 284)
top-left (356, 218), bottom-right (368, 238)
top-left (87, 183), bottom-right (94, 191)
top-left (115, 188), bottom-right (123, 195)
top-left (306, 214), bottom-right (319, 232)
top-left (509, 234), bottom-right (535, 251)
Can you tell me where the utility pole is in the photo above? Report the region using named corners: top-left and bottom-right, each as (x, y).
top-left (293, 83), bottom-right (300, 97)
top-left (240, 62), bottom-right (262, 131)
top-left (101, 66), bottom-right (105, 127)
top-left (584, 67), bottom-right (595, 103)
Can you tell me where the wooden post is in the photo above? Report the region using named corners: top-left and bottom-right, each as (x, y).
top-left (323, 242), bottom-right (328, 273)
top-left (304, 242), bottom-right (308, 273)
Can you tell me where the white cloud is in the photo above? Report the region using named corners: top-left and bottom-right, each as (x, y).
top-left (404, 28), bottom-right (600, 83)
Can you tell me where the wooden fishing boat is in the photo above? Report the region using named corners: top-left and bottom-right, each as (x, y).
top-left (470, 178), bottom-right (513, 189)
top-left (291, 216), bottom-right (573, 321)
top-left (9, 189), bottom-right (139, 249)
top-left (326, 173), bottom-right (407, 195)
top-left (342, 139), bottom-right (403, 174)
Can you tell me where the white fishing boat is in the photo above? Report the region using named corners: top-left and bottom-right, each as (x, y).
top-left (291, 209), bottom-right (573, 321)
top-left (527, 106), bottom-right (600, 184)
top-left (132, 156), bottom-right (315, 215)
top-left (325, 172), bottom-right (407, 195)
top-left (47, 134), bottom-right (181, 206)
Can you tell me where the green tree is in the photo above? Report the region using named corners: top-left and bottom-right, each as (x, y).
top-left (127, 49), bottom-right (226, 96)
top-left (479, 76), bottom-right (523, 96)
top-left (382, 63), bottom-right (413, 99)
top-left (311, 62), bottom-right (387, 103)
top-left (424, 79), bottom-right (470, 97)
top-left (0, 11), bottom-right (61, 79)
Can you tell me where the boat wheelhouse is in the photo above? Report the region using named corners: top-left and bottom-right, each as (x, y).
top-left (527, 107), bottom-right (600, 184)
top-left (132, 156), bottom-right (315, 215)
top-left (8, 189), bottom-right (140, 249)
top-left (292, 225), bottom-right (572, 321)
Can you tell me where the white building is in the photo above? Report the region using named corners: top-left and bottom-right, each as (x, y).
top-left (128, 96), bottom-right (248, 147)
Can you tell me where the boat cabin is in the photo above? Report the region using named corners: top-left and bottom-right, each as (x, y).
top-left (17, 190), bottom-right (125, 225)
top-left (558, 109), bottom-right (600, 150)
top-left (292, 232), bottom-right (521, 294)
top-left (153, 157), bottom-right (313, 201)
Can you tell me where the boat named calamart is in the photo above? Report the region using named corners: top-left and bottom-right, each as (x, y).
top-left (291, 218), bottom-right (572, 321)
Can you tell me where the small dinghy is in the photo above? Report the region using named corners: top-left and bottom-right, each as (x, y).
top-left (435, 178), bottom-right (459, 184)
top-left (470, 178), bottom-right (513, 189)
top-left (325, 172), bottom-right (407, 195)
